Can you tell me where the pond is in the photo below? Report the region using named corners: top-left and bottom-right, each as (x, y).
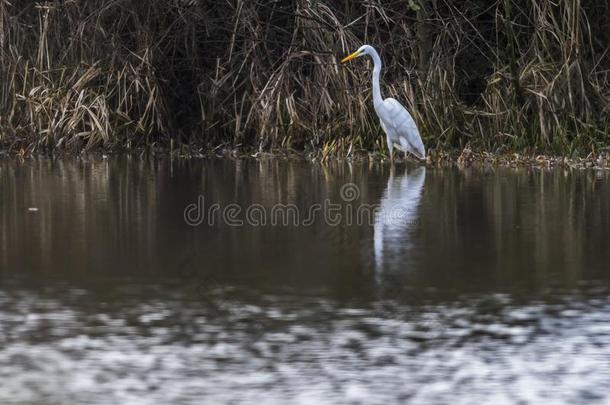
top-left (1, 156), bottom-right (610, 404)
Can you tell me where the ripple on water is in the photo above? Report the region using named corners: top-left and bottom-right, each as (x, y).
top-left (0, 288), bottom-right (609, 404)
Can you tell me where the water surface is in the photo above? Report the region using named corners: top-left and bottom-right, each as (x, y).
top-left (1, 157), bottom-right (610, 404)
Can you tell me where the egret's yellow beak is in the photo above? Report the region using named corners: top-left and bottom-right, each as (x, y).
top-left (341, 50), bottom-right (361, 63)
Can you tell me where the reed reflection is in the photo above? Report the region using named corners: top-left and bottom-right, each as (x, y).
top-left (2, 158), bottom-right (610, 295)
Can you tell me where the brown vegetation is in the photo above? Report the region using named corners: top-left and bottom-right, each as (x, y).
top-left (0, 0), bottom-right (609, 157)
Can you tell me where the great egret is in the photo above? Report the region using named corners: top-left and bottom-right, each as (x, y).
top-left (342, 45), bottom-right (425, 162)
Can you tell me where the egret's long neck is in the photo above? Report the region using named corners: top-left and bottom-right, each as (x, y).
top-left (370, 49), bottom-right (383, 106)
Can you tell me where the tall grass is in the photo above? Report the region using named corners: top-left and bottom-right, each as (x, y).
top-left (0, 0), bottom-right (608, 156)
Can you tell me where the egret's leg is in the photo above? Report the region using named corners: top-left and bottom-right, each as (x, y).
top-left (386, 138), bottom-right (394, 164)
top-left (398, 137), bottom-right (411, 162)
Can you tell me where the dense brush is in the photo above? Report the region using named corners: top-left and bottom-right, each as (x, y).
top-left (0, 0), bottom-right (608, 156)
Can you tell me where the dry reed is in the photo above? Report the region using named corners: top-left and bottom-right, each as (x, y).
top-left (0, 0), bottom-right (608, 157)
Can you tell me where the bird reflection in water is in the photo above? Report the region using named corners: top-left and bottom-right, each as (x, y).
top-left (374, 167), bottom-right (426, 274)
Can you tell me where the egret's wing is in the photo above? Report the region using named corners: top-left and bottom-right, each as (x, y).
top-left (380, 98), bottom-right (425, 159)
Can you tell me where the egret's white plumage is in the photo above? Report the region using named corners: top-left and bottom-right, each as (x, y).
top-left (342, 45), bottom-right (425, 161)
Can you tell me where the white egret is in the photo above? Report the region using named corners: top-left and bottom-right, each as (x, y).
top-left (342, 45), bottom-right (425, 162)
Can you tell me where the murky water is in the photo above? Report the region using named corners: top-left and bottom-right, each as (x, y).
top-left (1, 156), bottom-right (610, 404)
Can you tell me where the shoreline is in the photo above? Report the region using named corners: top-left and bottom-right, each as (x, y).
top-left (1, 145), bottom-right (609, 170)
